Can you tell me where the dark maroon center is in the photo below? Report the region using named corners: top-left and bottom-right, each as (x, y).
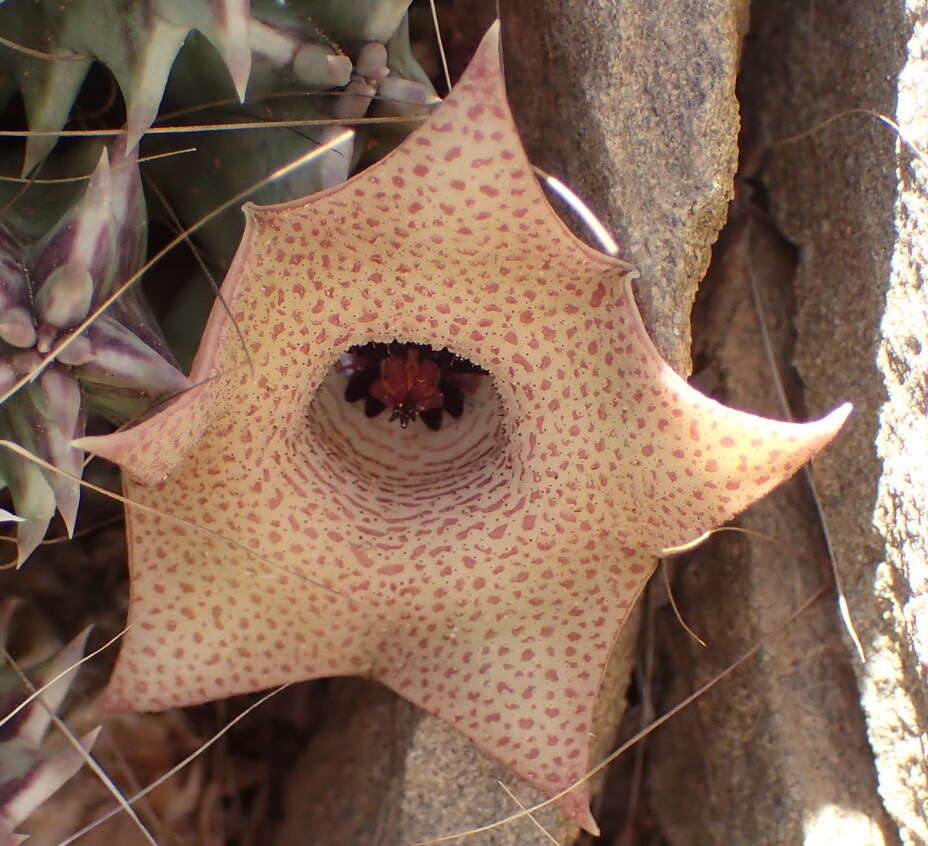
top-left (339, 341), bottom-right (487, 431)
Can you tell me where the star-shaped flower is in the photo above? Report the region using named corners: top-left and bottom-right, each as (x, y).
top-left (79, 23), bottom-right (849, 831)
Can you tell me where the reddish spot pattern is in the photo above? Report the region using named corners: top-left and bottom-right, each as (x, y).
top-left (82, 24), bottom-right (849, 835)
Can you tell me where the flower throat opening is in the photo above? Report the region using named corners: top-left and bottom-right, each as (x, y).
top-left (303, 341), bottom-right (513, 510)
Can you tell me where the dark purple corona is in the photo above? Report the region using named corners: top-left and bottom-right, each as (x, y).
top-left (341, 342), bottom-right (487, 430)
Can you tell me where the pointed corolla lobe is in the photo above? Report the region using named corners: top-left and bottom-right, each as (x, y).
top-left (78, 22), bottom-right (850, 832)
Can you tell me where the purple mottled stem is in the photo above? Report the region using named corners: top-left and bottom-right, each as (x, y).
top-left (69, 314), bottom-right (190, 398)
top-left (0, 230), bottom-right (36, 349)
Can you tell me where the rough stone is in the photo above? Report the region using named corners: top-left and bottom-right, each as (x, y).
top-left (647, 0), bottom-right (928, 843)
top-left (752, 0), bottom-right (928, 842)
top-left (647, 210), bottom-right (899, 845)
top-left (501, 0), bottom-right (746, 373)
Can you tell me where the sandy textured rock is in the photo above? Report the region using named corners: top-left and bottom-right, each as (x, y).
top-left (271, 2), bottom-right (744, 843)
top-left (755, 0), bottom-right (927, 842)
top-left (647, 211), bottom-right (899, 845)
top-left (648, 0), bottom-right (927, 843)
top-left (501, 0), bottom-right (746, 373)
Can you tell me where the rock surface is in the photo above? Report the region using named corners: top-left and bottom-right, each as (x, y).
top-left (755, 0), bottom-right (927, 842)
top-left (647, 210), bottom-right (899, 844)
top-left (648, 0), bottom-right (928, 843)
top-left (501, 0), bottom-right (746, 373)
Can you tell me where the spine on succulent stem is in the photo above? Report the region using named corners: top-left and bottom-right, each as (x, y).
top-left (0, 605), bottom-right (101, 843)
top-left (0, 141), bottom-right (188, 563)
